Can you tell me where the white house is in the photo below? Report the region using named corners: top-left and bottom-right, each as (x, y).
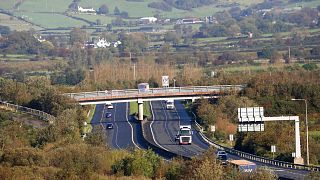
top-left (140, 17), bottom-right (157, 24)
top-left (77, 6), bottom-right (96, 14)
top-left (95, 38), bottom-right (111, 48)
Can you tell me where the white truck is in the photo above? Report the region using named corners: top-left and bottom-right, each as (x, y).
top-left (175, 125), bottom-right (192, 145)
top-left (166, 99), bottom-right (174, 110)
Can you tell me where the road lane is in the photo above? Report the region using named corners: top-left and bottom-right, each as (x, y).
top-left (150, 101), bottom-right (209, 157)
top-left (91, 103), bottom-right (136, 149)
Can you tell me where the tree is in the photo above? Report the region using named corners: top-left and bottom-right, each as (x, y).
top-left (0, 25), bottom-right (10, 35)
top-left (302, 63), bottom-right (318, 71)
top-left (120, 11), bottom-right (129, 18)
top-left (164, 32), bottom-right (180, 44)
top-left (196, 99), bottom-right (217, 128)
top-left (85, 126), bottom-right (107, 146)
top-left (98, 4), bottom-right (109, 14)
top-left (114, 6), bottom-right (120, 15)
top-left (69, 28), bottom-right (87, 46)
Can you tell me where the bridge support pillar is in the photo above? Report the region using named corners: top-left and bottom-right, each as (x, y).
top-left (294, 119), bottom-right (304, 165)
top-left (138, 99), bottom-right (144, 121)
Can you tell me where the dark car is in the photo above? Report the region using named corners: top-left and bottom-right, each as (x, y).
top-left (216, 150), bottom-right (228, 164)
top-left (105, 112), bottom-right (112, 118)
top-left (106, 123), bottom-right (114, 129)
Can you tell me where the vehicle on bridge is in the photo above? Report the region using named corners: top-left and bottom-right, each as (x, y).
top-left (166, 100), bottom-right (175, 110)
top-left (138, 83), bottom-right (149, 92)
top-left (175, 125), bottom-right (192, 145)
top-left (229, 159), bottom-right (256, 173)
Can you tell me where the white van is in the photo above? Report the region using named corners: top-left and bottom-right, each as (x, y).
top-left (166, 100), bottom-right (174, 110)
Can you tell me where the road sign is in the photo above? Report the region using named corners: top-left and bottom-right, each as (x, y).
top-left (238, 107), bottom-right (264, 122)
top-left (238, 123), bottom-right (264, 132)
top-left (229, 134), bottom-right (234, 141)
top-left (271, 145), bottom-right (276, 153)
top-left (162, 76), bottom-right (169, 87)
top-left (210, 125), bottom-right (215, 132)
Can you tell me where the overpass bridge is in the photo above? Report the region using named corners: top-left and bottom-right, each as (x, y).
top-left (65, 85), bottom-right (245, 120)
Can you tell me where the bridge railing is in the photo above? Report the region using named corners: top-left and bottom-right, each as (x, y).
top-left (0, 101), bottom-right (55, 123)
top-left (65, 85), bottom-right (245, 100)
top-left (193, 118), bottom-right (320, 172)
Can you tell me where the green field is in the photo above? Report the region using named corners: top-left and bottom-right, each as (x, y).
top-left (1, 0), bottom-right (320, 30)
top-left (130, 101), bottom-right (151, 118)
top-left (0, 13), bottom-right (42, 31)
top-left (0, 0), bottom-right (16, 9)
top-left (73, 14), bottom-right (114, 25)
top-left (14, 12), bottom-right (88, 28)
top-left (18, 0), bottom-right (73, 13)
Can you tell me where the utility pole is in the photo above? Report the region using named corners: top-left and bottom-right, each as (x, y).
top-left (133, 63), bottom-right (136, 80)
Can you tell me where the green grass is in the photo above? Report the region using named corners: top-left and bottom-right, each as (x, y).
top-left (0, 13), bottom-right (42, 31)
top-left (14, 12), bottom-right (88, 28)
top-left (18, 0), bottom-right (73, 13)
top-left (130, 101), bottom-right (151, 118)
top-left (73, 14), bottom-right (114, 25)
top-left (84, 105), bottom-right (96, 133)
top-left (0, 0), bottom-right (16, 9)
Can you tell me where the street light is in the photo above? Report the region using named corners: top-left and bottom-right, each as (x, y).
top-left (173, 78), bottom-right (176, 88)
top-left (291, 98), bottom-right (309, 165)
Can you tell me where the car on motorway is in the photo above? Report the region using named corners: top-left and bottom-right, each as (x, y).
top-left (216, 150), bottom-right (228, 165)
top-left (106, 123), bottom-right (114, 129)
top-left (105, 103), bottom-right (114, 109)
top-left (105, 112), bottom-right (112, 118)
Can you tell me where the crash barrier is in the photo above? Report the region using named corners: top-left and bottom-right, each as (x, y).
top-left (0, 101), bottom-right (55, 124)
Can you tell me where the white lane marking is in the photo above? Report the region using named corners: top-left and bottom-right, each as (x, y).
top-left (160, 101), bottom-right (175, 143)
top-left (100, 105), bottom-right (106, 129)
top-left (150, 101), bottom-right (170, 152)
top-left (125, 102), bottom-right (141, 149)
top-left (113, 103), bottom-right (121, 149)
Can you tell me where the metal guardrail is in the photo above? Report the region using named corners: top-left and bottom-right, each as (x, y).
top-left (192, 114), bottom-right (320, 172)
top-left (64, 85), bottom-right (245, 101)
top-left (0, 101), bottom-right (55, 123)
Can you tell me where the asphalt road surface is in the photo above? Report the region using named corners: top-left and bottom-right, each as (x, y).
top-left (91, 103), bottom-right (137, 149)
top-left (150, 100), bottom-right (210, 158)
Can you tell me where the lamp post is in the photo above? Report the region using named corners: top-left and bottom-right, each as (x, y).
top-left (291, 98), bottom-right (309, 165)
top-left (173, 78), bottom-right (176, 88)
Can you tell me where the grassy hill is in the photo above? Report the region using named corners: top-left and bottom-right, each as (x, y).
top-left (0, 0), bottom-right (320, 30)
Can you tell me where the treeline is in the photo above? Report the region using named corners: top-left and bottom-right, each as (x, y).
top-left (164, 0), bottom-right (215, 10)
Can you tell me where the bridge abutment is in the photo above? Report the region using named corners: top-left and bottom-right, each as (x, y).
top-left (138, 99), bottom-right (144, 121)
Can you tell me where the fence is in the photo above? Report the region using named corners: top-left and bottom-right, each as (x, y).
top-left (0, 101), bottom-right (55, 124)
top-left (192, 113), bottom-right (320, 172)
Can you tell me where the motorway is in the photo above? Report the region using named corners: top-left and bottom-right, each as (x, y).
top-left (150, 100), bottom-right (210, 157)
top-left (91, 101), bottom-right (311, 179)
top-left (91, 103), bottom-right (137, 149)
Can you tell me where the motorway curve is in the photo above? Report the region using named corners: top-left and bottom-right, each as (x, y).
top-left (91, 101), bottom-right (311, 179)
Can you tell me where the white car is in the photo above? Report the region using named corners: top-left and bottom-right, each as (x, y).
top-left (105, 103), bottom-right (113, 109)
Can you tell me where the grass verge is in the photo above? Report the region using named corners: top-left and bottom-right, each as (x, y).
top-left (130, 101), bottom-right (151, 118)
top-left (84, 105), bottom-right (95, 133)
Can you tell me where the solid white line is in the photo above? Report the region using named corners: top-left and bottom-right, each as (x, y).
top-left (125, 102), bottom-right (141, 149)
top-left (150, 101), bottom-right (170, 151)
top-left (113, 104), bottom-right (121, 149)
